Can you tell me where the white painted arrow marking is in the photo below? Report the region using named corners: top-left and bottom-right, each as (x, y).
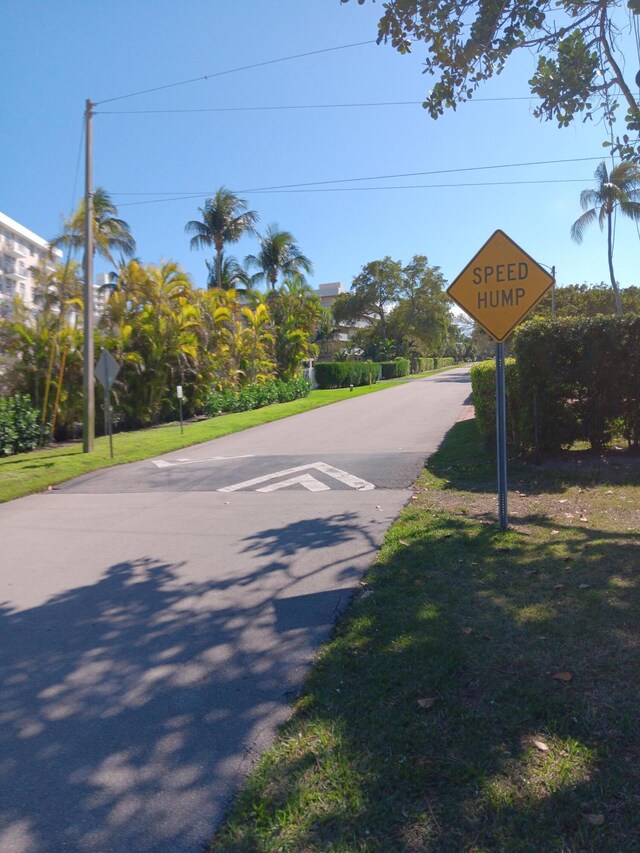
top-left (152, 454), bottom-right (254, 469)
top-left (218, 462), bottom-right (375, 493)
top-left (257, 473), bottom-right (330, 493)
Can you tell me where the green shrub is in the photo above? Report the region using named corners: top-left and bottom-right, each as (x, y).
top-left (434, 357), bottom-right (455, 368)
top-left (314, 362), bottom-right (380, 389)
top-left (380, 358), bottom-right (410, 380)
top-left (203, 378), bottom-right (311, 416)
top-left (410, 357), bottom-right (435, 373)
top-left (514, 316), bottom-right (623, 452)
top-left (470, 359), bottom-right (520, 449)
top-left (0, 394), bottom-right (42, 456)
top-left (470, 316), bottom-right (640, 454)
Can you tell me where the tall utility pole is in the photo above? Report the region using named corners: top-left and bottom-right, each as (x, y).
top-left (83, 98), bottom-right (95, 452)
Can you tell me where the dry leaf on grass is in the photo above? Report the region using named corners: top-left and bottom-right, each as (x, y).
top-left (579, 583), bottom-right (591, 590)
top-left (462, 627), bottom-right (473, 635)
top-left (550, 530), bottom-right (560, 535)
top-left (551, 671), bottom-right (574, 682)
top-left (553, 583), bottom-right (566, 589)
top-left (417, 697), bottom-right (437, 710)
top-left (533, 740), bottom-right (550, 752)
top-left (399, 540), bottom-right (410, 547)
top-left (583, 813), bottom-right (605, 826)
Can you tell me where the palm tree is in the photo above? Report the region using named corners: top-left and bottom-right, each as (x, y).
top-left (570, 160), bottom-right (640, 314)
top-left (245, 224), bottom-right (313, 291)
top-left (186, 188), bottom-right (258, 290)
top-left (205, 252), bottom-right (250, 290)
top-left (53, 188), bottom-right (136, 266)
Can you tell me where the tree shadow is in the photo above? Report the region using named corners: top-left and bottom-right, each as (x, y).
top-left (212, 430), bottom-right (640, 850)
top-left (1, 509), bottom-right (376, 852)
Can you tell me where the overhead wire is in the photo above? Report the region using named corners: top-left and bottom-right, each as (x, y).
top-left (116, 178), bottom-right (594, 207)
top-left (96, 96), bottom-right (536, 114)
top-left (95, 91), bottom-right (640, 115)
top-left (110, 155), bottom-right (605, 205)
top-left (94, 40), bottom-right (377, 106)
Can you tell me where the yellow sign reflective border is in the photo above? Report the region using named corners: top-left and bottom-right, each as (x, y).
top-left (446, 230), bottom-right (554, 342)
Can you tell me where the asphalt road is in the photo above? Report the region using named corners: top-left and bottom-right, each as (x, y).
top-left (0, 367), bottom-right (471, 852)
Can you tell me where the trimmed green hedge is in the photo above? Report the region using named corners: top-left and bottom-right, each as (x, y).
top-left (470, 359), bottom-right (521, 449)
top-left (514, 315), bottom-right (640, 451)
top-left (203, 378), bottom-right (311, 416)
top-left (410, 357), bottom-right (435, 373)
top-left (434, 357), bottom-right (455, 368)
top-left (472, 316), bottom-right (640, 453)
top-left (314, 362), bottom-right (380, 389)
top-left (0, 394), bottom-right (42, 456)
top-left (380, 358), bottom-right (410, 380)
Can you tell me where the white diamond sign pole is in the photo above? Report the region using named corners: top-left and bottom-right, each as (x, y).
top-left (447, 231), bottom-right (554, 531)
top-left (177, 385), bottom-right (184, 435)
top-left (95, 349), bottom-right (120, 459)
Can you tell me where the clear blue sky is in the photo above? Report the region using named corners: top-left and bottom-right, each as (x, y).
top-left (2, 0), bottom-right (638, 293)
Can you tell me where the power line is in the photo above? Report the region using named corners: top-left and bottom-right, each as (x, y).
top-left (96, 91), bottom-right (640, 114)
top-left (96, 96), bottom-right (536, 115)
top-left (111, 155), bottom-right (604, 199)
top-left (116, 177), bottom-right (592, 207)
top-left (94, 40), bottom-right (376, 106)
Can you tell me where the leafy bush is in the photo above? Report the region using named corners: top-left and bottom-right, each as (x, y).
top-left (472, 316), bottom-right (640, 454)
top-left (470, 359), bottom-right (521, 449)
top-left (514, 316), bottom-right (635, 452)
top-left (0, 394), bottom-right (42, 456)
top-left (314, 362), bottom-right (380, 389)
top-left (410, 357), bottom-right (435, 373)
top-left (380, 358), bottom-right (410, 379)
top-left (202, 378), bottom-right (311, 416)
top-left (434, 357), bottom-right (455, 368)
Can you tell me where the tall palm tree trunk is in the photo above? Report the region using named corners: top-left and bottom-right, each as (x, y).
top-left (216, 241), bottom-right (223, 290)
top-left (607, 211), bottom-right (623, 315)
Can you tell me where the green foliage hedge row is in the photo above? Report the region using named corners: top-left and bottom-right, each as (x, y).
top-left (380, 358), bottom-right (410, 379)
top-left (470, 359), bottom-right (520, 449)
top-left (515, 316), bottom-right (640, 451)
top-left (0, 394), bottom-right (41, 457)
top-left (471, 316), bottom-right (640, 453)
top-left (203, 377), bottom-right (311, 416)
top-left (314, 362), bottom-right (380, 389)
top-left (434, 357), bottom-right (455, 368)
top-left (410, 357), bottom-right (435, 373)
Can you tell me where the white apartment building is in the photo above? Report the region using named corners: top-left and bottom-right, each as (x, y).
top-left (0, 211), bottom-right (61, 314)
top-left (0, 211), bottom-right (106, 320)
top-left (314, 281), bottom-right (371, 342)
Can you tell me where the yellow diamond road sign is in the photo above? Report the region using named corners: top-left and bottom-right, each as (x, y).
top-left (447, 230), bottom-right (554, 342)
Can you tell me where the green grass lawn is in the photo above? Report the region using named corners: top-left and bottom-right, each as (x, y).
top-left (210, 420), bottom-right (640, 852)
top-left (0, 381), bottom-right (403, 504)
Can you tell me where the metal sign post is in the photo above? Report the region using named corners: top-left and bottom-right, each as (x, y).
top-left (495, 343), bottom-right (508, 531)
top-left (446, 230), bottom-right (555, 533)
top-left (95, 349), bottom-right (120, 459)
top-left (177, 385), bottom-right (184, 435)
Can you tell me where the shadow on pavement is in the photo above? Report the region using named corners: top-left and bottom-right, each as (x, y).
top-left (0, 513), bottom-right (375, 852)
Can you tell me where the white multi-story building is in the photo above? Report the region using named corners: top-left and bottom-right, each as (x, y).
top-left (0, 211), bottom-right (61, 314)
top-left (314, 281), bottom-right (371, 342)
top-left (0, 211), bottom-right (107, 321)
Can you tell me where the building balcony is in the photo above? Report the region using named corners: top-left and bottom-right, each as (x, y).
top-left (3, 240), bottom-right (27, 258)
top-left (3, 262), bottom-right (27, 280)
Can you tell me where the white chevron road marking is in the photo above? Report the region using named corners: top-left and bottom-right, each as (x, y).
top-left (218, 461), bottom-right (375, 493)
